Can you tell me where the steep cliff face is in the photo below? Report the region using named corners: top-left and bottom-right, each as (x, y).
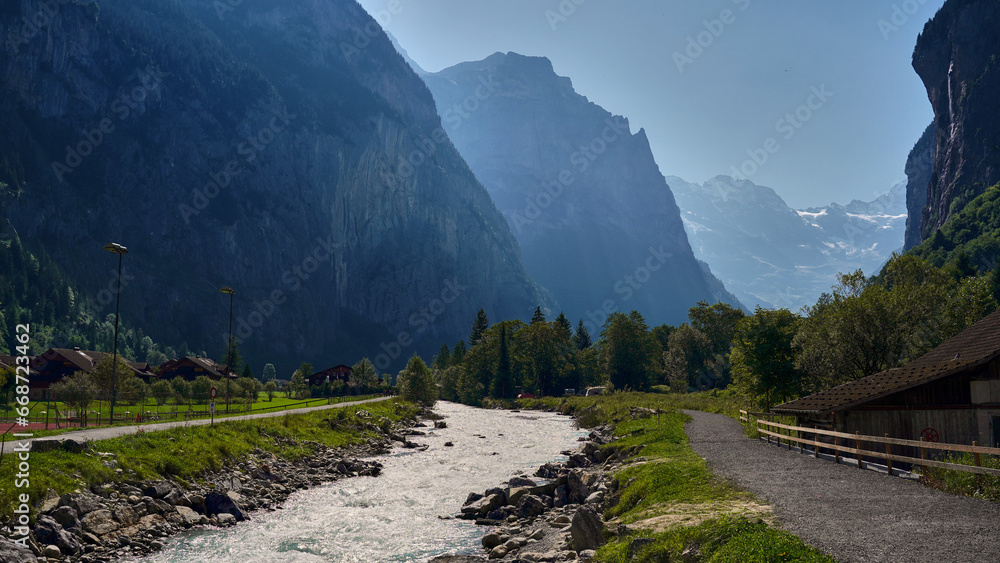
top-left (904, 123), bottom-right (935, 251)
top-left (0, 0), bottom-right (546, 373)
top-left (913, 0), bottom-right (1000, 238)
top-left (423, 52), bottom-right (739, 330)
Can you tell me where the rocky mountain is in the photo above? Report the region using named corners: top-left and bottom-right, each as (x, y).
top-left (904, 123), bottom-right (935, 251)
top-left (913, 0), bottom-right (1000, 239)
top-left (422, 52), bottom-right (740, 331)
top-left (671, 176), bottom-right (906, 310)
top-left (0, 0), bottom-right (548, 374)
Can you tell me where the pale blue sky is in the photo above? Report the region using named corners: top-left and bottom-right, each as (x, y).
top-left (358, 0), bottom-right (945, 209)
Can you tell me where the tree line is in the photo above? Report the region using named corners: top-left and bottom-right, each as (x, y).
top-left (408, 253), bottom-right (999, 411)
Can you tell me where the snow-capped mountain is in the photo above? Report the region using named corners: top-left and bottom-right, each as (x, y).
top-left (669, 176), bottom-right (907, 311)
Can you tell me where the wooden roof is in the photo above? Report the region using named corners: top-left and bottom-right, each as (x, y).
top-left (774, 309), bottom-right (1000, 416)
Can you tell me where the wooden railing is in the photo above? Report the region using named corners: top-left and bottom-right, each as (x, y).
top-left (739, 410), bottom-right (1000, 478)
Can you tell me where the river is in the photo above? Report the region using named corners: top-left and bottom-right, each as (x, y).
top-left (132, 402), bottom-right (585, 563)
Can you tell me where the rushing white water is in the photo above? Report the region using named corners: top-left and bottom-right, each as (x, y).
top-left (133, 402), bottom-right (585, 563)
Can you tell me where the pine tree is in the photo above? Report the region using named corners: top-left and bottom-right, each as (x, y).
top-left (469, 309), bottom-right (489, 347)
top-left (555, 312), bottom-right (572, 341)
top-left (531, 306), bottom-right (546, 324)
top-left (575, 320), bottom-right (592, 350)
top-left (433, 344), bottom-right (451, 370)
top-left (241, 364), bottom-right (254, 380)
top-left (493, 325), bottom-right (514, 399)
top-left (451, 340), bottom-right (467, 366)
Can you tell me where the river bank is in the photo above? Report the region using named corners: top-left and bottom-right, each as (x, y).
top-left (0, 399), bottom-right (426, 562)
top-left (437, 393), bottom-right (834, 563)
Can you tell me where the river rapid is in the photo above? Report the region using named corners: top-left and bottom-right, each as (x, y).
top-left (133, 402), bottom-right (585, 563)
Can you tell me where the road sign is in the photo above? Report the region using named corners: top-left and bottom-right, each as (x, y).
top-left (210, 387), bottom-right (217, 399)
top-left (210, 402), bottom-right (216, 414)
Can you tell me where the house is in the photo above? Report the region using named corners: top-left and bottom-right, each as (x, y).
top-left (29, 348), bottom-right (155, 399)
top-left (308, 364), bottom-right (352, 387)
top-left (156, 356), bottom-right (234, 382)
top-left (773, 309), bottom-right (1000, 448)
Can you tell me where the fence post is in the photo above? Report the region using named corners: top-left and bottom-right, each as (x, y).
top-left (974, 441), bottom-right (983, 489)
top-left (920, 436), bottom-right (928, 476)
top-left (765, 421), bottom-right (771, 445)
top-left (786, 426), bottom-right (791, 450)
top-left (856, 431), bottom-right (863, 469)
top-left (885, 434), bottom-right (893, 476)
top-left (814, 429), bottom-right (819, 458)
top-left (835, 436), bottom-right (841, 464)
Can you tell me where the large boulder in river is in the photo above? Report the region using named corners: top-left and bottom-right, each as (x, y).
top-left (429, 556), bottom-right (486, 563)
top-left (205, 492), bottom-right (248, 522)
top-left (461, 493), bottom-right (504, 516)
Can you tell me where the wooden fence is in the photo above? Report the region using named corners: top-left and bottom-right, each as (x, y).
top-left (740, 410), bottom-right (1000, 478)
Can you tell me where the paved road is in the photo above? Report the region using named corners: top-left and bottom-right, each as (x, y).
top-left (12, 396), bottom-right (393, 447)
top-left (684, 410), bottom-right (1000, 563)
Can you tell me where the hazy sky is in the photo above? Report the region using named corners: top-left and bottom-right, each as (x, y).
top-left (357, 0), bottom-right (944, 209)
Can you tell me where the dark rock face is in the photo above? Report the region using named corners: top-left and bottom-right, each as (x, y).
top-left (904, 123), bottom-right (936, 250)
top-left (570, 506), bottom-right (604, 551)
top-left (204, 492), bottom-right (248, 522)
top-left (424, 52), bottom-right (738, 328)
top-left (0, 0), bottom-right (546, 372)
top-left (913, 0), bottom-right (1000, 238)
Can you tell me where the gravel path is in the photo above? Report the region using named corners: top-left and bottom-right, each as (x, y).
top-left (9, 396), bottom-right (393, 447)
top-left (683, 409), bottom-right (1000, 563)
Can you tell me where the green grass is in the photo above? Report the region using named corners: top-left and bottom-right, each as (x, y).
top-left (1, 394), bottom-right (378, 437)
top-left (596, 517), bottom-right (833, 563)
top-left (922, 452), bottom-right (1000, 501)
top-left (0, 398), bottom-right (417, 517)
top-left (518, 391), bottom-right (834, 563)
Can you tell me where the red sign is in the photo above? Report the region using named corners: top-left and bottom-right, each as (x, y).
top-left (210, 387), bottom-right (217, 399)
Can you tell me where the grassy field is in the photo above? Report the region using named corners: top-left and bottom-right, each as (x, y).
top-left (0, 398), bottom-right (416, 516)
top-left (517, 392), bottom-right (834, 563)
top-left (0, 394), bottom-right (379, 437)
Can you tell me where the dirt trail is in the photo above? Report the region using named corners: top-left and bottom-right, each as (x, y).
top-left (684, 409), bottom-right (1000, 562)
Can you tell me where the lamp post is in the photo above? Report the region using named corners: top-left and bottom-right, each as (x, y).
top-left (220, 286), bottom-right (235, 414)
top-left (103, 242), bottom-right (128, 425)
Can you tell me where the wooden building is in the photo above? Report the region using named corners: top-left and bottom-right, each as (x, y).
top-left (774, 309), bottom-right (1000, 448)
top-left (309, 364), bottom-right (352, 387)
top-left (29, 348), bottom-right (155, 399)
top-left (156, 356), bottom-right (233, 382)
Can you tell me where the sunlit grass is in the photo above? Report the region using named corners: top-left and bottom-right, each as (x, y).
top-left (518, 391), bottom-right (833, 562)
top-left (0, 399), bottom-right (418, 517)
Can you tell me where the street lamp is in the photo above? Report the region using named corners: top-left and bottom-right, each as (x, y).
top-left (220, 286), bottom-right (235, 414)
top-left (103, 242), bottom-right (128, 425)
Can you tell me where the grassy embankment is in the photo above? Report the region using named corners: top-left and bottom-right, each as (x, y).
top-left (0, 398), bottom-right (417, 517)
top-left (518, 392), bottom-right (833, 563)
top-left (1, 394), bottom-right (379, 438)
